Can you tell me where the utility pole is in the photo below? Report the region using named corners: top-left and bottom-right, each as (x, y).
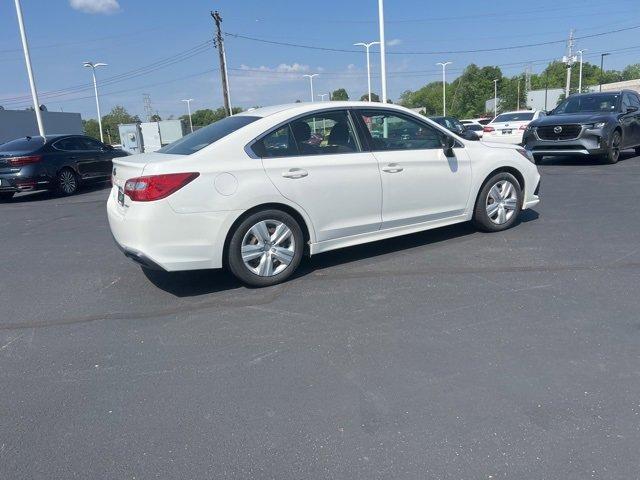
top-left (13, 0), bottom-right (45, 138)
top-left (83, 61), bottom-right (107, 143)
top-left (562, 29), bottom-right (576, 98)
top-left (211, 10), bottom-right (232, 116)
top-left (436, 61), bottom-right (452, 116)
top-left (354, 41), bottom-right (380, 102)
top-left (182, 98), bottom-right (194, 132)
top-left (577, 49), bottom-right (587, 93)
top-left (517, 78), bottom-right (521, 110)
top-left (493, 79), bottom-right (499, 117)
top-left (600, 53), bottom-right (610, 92)
top-left (302, 74), bottom-right (318, 102)
top-left (143, 94), bottom-right (154, 122)
top-left (378, 0), bottom-right (387, 103)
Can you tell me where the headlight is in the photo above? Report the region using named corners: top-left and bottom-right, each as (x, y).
top-left (524, 125), bottom-right (535, 132)
top-left (516, 148), bottom-right (534, 163)
top-left (584, 122), bottom-right (606, 129)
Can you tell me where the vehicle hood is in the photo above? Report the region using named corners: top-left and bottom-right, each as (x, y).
top-left (532, 113), bottom-right (614, 126)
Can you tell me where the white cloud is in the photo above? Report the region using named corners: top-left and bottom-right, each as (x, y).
top-left (387, 38), bottom-right (402, 47)
top-left (69, 0), bottom-right (121, 14)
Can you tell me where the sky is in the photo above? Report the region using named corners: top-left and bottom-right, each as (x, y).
top-left (1, 0), bottom-right (639, 121)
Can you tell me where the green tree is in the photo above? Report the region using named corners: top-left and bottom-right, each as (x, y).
top-left (83, 119), bottom-right (100, 140)
top-left (399, 82), bottom-right (443, 115)
top-left (622, 63), bottom-right (640, 81)
top-left (179, 107), bottom-right (243, 128)
top-left (448, 64), bottom-right (503, 118)
top-left (92, 106), bottom-right (140, 144)
top-left (498, 76), bottom-right (527, 112)
top-left (360, 92), bottom-right (380, 102)
top-left (331, 88), bottom-right (349, 101)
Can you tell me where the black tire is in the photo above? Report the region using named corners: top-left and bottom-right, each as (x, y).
top-left (227, 209), bottom-right (304, 287)
top-left (56, 168), bottom-right (79, 196)
top-left (634, 146), bottom-right (640, 156)
top-left (533, 154), bottom-right (543, 165)
top-left (0, 192), bottom-right (15, 201)
top-left (472, 172), bottom-right (523, 232)
top-left (601, 130), bottom-right (621, 164)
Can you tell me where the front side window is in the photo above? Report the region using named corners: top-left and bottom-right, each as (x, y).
top-left (54, 137), bottom-right (84, 151)
top-left (79, 137), bottom-right (105, 151)
top-left (159, 115), bottom-right (259, 155)
top-left (629, 94), bottom-right (640, 109)
top-left (358, 110), bottom-right (444, 151)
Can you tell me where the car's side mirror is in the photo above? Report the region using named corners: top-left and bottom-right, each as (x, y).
top-left (441, 135), bottom-right (456, 155)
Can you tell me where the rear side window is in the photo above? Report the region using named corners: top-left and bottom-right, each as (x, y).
top-left (0, 137), bottom-right (45, 153)
top-left (158, 116), bottom-right (259, 155)
top-left (53, 137), bottom-right (85, 151)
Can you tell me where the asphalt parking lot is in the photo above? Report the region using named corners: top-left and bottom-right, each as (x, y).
top-left (2, 152), bottom-right (640, 479)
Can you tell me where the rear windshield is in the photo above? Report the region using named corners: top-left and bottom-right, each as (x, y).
top-left (553, 94), bottom-right (620, 114)
top-left (493, 112), bottom-right (534, 122)
top-left (158, 116), bottom-right (260, 155)
top-left (0, 137), bottom-right (45, 153)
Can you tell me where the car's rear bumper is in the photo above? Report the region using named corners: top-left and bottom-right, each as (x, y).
top-left (482, 131), bottom-right (524, 145)
top-left (107, 186), bottom-right (242, 271)
top-left (0, 168), bottom-right (54, 193)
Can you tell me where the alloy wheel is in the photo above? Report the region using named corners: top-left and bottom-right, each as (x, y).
top-left (485, 180), bottom-right (518, 225)
top-left (59, 170), bottom-right (77, 194)
top-left (610, 132), bottom-right (621, 162)
top-left (241, 219), bottom-right (296, 277)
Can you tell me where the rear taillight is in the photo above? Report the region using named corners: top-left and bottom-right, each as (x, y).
top-left (483, 126), bottom-right (495, 133)
top-left (7, 155), bottom-right (42, 167)
top-left (124, 172), bottom-right (199, 202)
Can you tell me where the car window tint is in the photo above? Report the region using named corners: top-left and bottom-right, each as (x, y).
top-left (630, 94), bottom-right (640, 108)
top-left (493, 112), bottom-right (535, 122)
top-left (158, 115), bottom-right (259, 155)
top-left (54, 138), bottom-right (83, 151)
top-left (555, 94), bottom-right (620, 114)
top-left (252, 125), bottom-right (298, 158)
top-left (359, 110), bottom-right (444, 151)
top-left (79, 137), bottom-right (104, 150)
top-left (289, 110), bottom-right (360, 156)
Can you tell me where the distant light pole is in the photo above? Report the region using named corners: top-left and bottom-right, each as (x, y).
top-left (317, 94), bottom-right (328, 101)
top-left (83, 61), bottom-right (108, 143)
top-left (599, 53), bottom-right (610, 92)
top-left (378, 0), bottom-right (387, 103)
top-left (436, 61), bottom-right (452, 116)
top-left (493, 79), bottom-right (499, 117)
top-left (302, 74), bottom-right (318, 102)
top-left (577, 49), bottom-right (587, 93)
top-left (182, 98), bottom-right (194, 132)
top-left (13, 0), bottom-right (45, 138)
top-left (354, 41), bottom-right (380, 102)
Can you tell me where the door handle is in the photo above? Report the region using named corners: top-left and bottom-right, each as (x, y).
top-left (282, 168), bottom-right (308, 179)
top-left (382, 163), bottom-right (403, 173)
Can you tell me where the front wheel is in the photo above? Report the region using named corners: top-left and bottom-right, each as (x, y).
top-left (602, 130), bottom-right (621, 164)
top-left (227, 210), bottom-right (304, 287)
top-left (472, 172), bottom-right (523, 232)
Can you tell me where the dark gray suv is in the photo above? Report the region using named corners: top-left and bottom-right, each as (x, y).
top-left (523, 90), bottom-right (640, 164)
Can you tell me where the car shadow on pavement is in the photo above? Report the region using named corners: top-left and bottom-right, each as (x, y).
top-left (143, 212), bottom-right (539, 297)
top-left (1, 182), bottom-right (111, 204)
top-left (538, 150), bottom-right (636, 166)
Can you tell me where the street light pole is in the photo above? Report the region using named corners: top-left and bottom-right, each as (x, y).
top-left (317, 94), bottom-right (328, 101)
top-left (577, 49), bottom-right (587, 93)
top-left (354, 41), bottom-right (380, 102)
top-left (436, 61), bottom-right (452, 116)
top-left (83, 61), bottom-right (107, 143)
top-left (600, 53), bottom-right (610, 92)
top-left (302, 74), bottom-right (318, 102)
top-left (13, 0), bottom-right (45, 138)
top-left (378, 0), bottom-right (387, 103)
top-left (182, 99), bottom-right (194, 132)
top-left (493, 79), bottom-right (499, 117)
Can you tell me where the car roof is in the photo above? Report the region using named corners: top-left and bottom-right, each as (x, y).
top-left (235, 101), bottom-right (421, 119)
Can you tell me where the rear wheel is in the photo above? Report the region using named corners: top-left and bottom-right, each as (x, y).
top-left (472, 172), bottom-right (523, 232)
top-left (227, 210), bottom-right (304, 287)
top-left (0, 192), bottom-right (14, 201)
top-left (602, 130), bottom-right (621, 164)
top-left (56, 168), bottom-right (79, 196)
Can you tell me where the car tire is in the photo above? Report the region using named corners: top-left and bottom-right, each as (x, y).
top-left (472, 172), bottom-right (523, 232)
top-left (56, 168), bottom-right (79, 196)
top-left (634, 146), bottom-right (640, 156)
top-left (533, 154), bottom-right (543, 165)
top-left (0, 192), bottom-right (15, 201)
top-left (602, 130), bottom-right (621, 164)
top-left (227, 209), bottom-right (304, 287)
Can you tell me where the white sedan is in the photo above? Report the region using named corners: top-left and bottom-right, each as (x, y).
top-left (108, 102), bottom-right (540, 287)
top-left (483, 110), bottom-right (545, 145)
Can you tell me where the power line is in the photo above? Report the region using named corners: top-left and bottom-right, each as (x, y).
top-left (225, 24), bottom-right (640, 56)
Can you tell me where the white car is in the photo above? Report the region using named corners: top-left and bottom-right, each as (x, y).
top-left (483, 110), bottom-right (545, 145)
top-left (108, 102), bottom-right (540, 287)
top-left (460, 119), bottom-right (485, 138)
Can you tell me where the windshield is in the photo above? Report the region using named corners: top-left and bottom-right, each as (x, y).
top-left (493, 112), bottom-right (534, 123)
top-left (554, 94), bottom-right (620, 114)
top-left (158, 116), bottom-right (260, 155)
top-left (0, 137), bottom-right (45, 153)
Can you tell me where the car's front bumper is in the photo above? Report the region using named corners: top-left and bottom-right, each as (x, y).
top-left (523, 126), bottom-right (609, 156)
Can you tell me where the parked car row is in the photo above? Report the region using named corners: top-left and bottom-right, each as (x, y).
top-left (0, 135), bottom-right (129, 200)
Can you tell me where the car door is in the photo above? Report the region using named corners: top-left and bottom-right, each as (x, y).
top-left (354, 108), bottom-right (472, 229)
top-left (51, 137), bottom-right (88, 175)
top-left (79, 137), bottom-right (112, 177)
top-left (626, 93), bottom-right (640, 146)
top-left (255, 109), bottom-right (382, 242)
